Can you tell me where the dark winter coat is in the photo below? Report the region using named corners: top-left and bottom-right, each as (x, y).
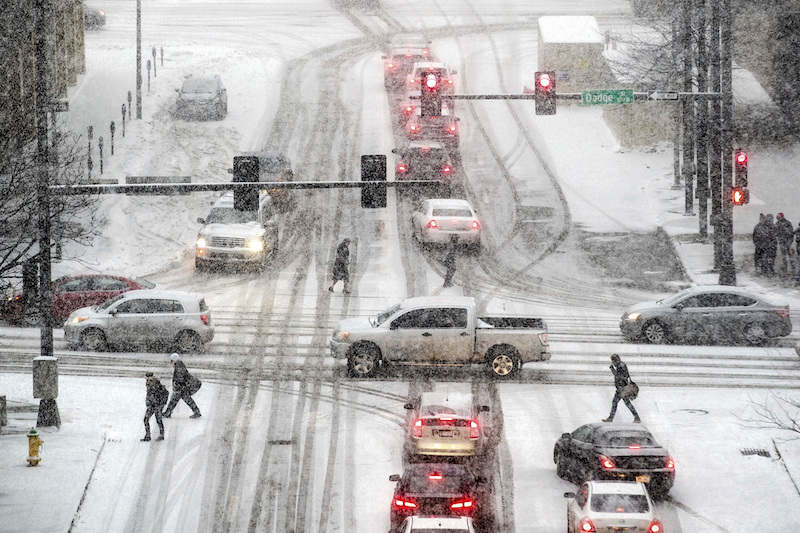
top-left (753, 220), bottom-right (775, 252)
top-left (610, 361), bottom-right (632, 390)
top-left (146, 379), bottom-right (169, 408)
top-left (776, 217), bottom-right (794, 245)
top-left (332, 241), bottom-right (350, 280)
top-left (171, 360), bottom-right (191, 392)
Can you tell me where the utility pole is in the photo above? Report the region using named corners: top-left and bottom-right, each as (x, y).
top-left (136, 0), bottom-right (142, 119)
top-left (718, 0), bottom-right (736, 285)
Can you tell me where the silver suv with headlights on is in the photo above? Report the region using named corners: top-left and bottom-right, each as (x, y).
top-left (195, 191), bottom-right (279, 271)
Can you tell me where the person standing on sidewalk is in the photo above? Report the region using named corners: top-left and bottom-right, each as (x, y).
top-left (328, 238), bottom-right (351, 293)
top-left (602, 354), bottom-right (640, 423)
top-left (775, 213), bottom-right (794, 275)
top-left (162, 353), bottom-right (202, 419)
top-left (142, 372), bottom-right (168, 442)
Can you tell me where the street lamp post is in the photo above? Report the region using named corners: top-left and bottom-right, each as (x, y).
top-left (136, 0), bottom-right (142, 119)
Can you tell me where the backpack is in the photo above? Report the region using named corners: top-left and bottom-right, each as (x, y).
top-left (155, 382), bottom-right (169, 406)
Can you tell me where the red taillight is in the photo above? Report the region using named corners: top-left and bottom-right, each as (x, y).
top-left (469, 420), bottom-right (479, 439)
top-left (777, 309), bottom-right (789, 318)
top-left (439, 417), bottom-right (454, 422)
top-left (397, 164), bottom-right (407, 173)
top-left (413, 419), bottom-right (423, 438)
top-left (579, 517), bottom-right (596, 532)
top-left (649, 519), bottom-right (663, 533)
top-left (200, 314), bottom-right (210, 326)
top-left (446, 124), bottom-right (457, 134)
top-left (442, 165), bottom-right (452, 175)
top-left (427, 220), bottom-right (438, 229)
top-left (386, 62), bottom-right (395, 70)
top-left (422, 48), bottom-right (429, 55)
top-left (450, 499), bottom-right (473, 509)
top-left (393, 497), bottom-right (417, 509)
top-left (403, 105), bottom-right (415, 115)
top-left (665, 457), bottom-right (675, 469)
top-left (628, 444), bottom-right (641, 450)
top-left (428, 473), bottom-right (443, 481)
top-left (471, 220), bottom-right (479, 230)
top-left (599, 455), bottom-right (615, 470)
top-left (408, 123), bottom-right (419, 133)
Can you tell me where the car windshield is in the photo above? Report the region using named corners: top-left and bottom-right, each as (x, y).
top-left (370, 303), bottom-right (401, 327)
top-left (97, 293), bottom-right (126, 311)
top-left (432, 208), bottom-right (472, 217)
top-left (590, 493), bottom-right (650, 513)
top-left (421, 404), bottom-right (470, 418)
top-left (206, 207), bottom-right (258, 224)
top-left (133, 277), bottom-right (156, 289)
top-left (598, 431), bottom-right (656, 447)
top-left (182, 77), bottom-right (218, 93)
top-left (408, 149), bottom-right (448, 164)
top-left (658, 289), bottom-right (692, 306)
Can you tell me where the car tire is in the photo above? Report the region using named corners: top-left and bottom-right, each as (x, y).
top-left (488, 346), bottom-right (520, 379)
top-left (642, 320), bottom-right (668, 344)
top-left (743, 323), bottom-right (767, 345)
top-left (347, 343), bottom-right (380, 378)
top-left (81, 328), bottom-right (108, 351)
top-left (175, 330), bottom-right (201, 353)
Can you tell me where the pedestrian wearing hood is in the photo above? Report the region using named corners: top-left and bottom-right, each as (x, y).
top-left (775, 213), bottom-right (795, 275)
top-left (603, 354), bottom-right (640, 423)
top-left (753, 214), bottom-right (773, 276)
top-left (328, 238), bottom-right (351, 293)
top-left (764, 214), bottom-right (778, 276)
top-left (162, 353), bottom-right (202, 418)
top-left (142, 372), bottom-right (168, 441)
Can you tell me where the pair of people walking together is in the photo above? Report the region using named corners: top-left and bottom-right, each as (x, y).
top-left (142, 353), bottom-right (202, 442)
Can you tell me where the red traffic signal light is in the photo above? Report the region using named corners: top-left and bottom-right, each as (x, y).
top-left (734, 149), bottom-right (748, 187)
top-left (425, 73), bottom-right (437, 90)
top-left (732, 187), bottom-right (750, 206)
top-left (534, 71), bottom-right (556, 115)
top-left (420, 73), bottom-right (442, 117)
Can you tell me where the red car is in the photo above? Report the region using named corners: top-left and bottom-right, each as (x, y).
top-left (2, 274), bottom-right (155, 327)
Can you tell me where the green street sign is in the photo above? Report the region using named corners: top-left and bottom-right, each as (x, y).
top-left (581, 89), bottom-right (634, 105)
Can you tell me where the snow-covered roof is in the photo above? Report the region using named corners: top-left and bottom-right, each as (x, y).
top-left (538, 16), bottom-right (604, 44)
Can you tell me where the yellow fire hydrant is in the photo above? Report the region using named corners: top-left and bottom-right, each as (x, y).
top-left (26, 427), bottom-right (43, 467)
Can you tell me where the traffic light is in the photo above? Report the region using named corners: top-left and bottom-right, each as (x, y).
top-left (732, 186), bottom-right (749, 206)
top-left (534, 71), bottom-right (556, 115)
top-left (232, 155), bottom-right (260, 211)
top-left (734, 149), bottom-right (748, 187)
top-left (420, 73), bottom-right (442, 117)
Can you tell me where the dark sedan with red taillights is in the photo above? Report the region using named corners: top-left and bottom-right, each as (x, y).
top-left (554, 423), bottom-right (675, 499)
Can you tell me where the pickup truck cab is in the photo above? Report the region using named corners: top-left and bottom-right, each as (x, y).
top-left (195, 191), bottom-right (278, 271)
top-left (330, 296), bottom-right (549, 378)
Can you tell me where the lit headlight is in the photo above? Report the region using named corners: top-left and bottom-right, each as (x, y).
top-left (333, 330), bottom-right (349, 342)
top-left (627, 312), bottom-right (642, 321)
top-left (196, 237), bottom-right (207, 248)
top-left (248, 240), bottom-right (264, 252)
top-left (71, 316), bottom-right (89, 324)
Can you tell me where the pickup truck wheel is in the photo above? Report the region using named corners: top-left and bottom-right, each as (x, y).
top-left (348, 345), bottom-right (380, 378)
top-left (488, 348), bottom-right (520, 378)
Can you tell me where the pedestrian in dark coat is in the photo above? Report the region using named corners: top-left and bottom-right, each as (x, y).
top-left (328, 238), bottom-right (351, 293)
top-left (764, 214), bottom-right (777, 276)
top-left (775, 213), bottom-right (795, 274)
top-left (442, 235), bottom-right (458, 288)
top-left (753, 214), bottom-right (768, 275)
top-left (602, 354), bottom-right (640, 423)
top-left (795, 222), bottom-right (800, 284)
top-left (162, 353), bottom-right (202, 418)
top-left (142, 372), bottom-right (168, 441)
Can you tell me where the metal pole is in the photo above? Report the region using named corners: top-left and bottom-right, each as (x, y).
top-left (696, 0), bottom-right (709, 239)
top-left (136, 0), bottom-right (142, 119)
top-left (682, 0), bottom-right (696, 216)
top-left (719, 0), bottom-right (736, 285)
top-left (672, 17), bottom-right (682, 190)
top-left (709, 0), bottom-right (723, 269)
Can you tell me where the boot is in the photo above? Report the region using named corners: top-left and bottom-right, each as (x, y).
top-left (162, 410), bottom-right (171, 418)
top-left (141, 434), bottom-right (151, 442)
top-left (155, 434), bottom-right (164, 441)
top-left (602, 418), bottom-right (613, 423)
top-left (190, 412), bottom-right (201, 419)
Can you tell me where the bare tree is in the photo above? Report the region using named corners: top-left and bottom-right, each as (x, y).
top-left (0, 118), bottom-right (100, 281)
top-left (742, 393), bottom-right (800, 438)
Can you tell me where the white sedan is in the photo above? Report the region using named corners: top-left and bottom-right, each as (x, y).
top-left (411, 198), bottom-right (481, 249)
top-left (393, 516), bottom-right (476, 533)
top-left (564, 481), bottom-right (663, 533)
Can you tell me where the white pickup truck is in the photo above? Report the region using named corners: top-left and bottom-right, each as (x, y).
top-left (329, 296), bottom-right (549, 378)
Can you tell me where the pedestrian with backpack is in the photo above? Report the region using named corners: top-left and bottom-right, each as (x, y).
top-left (602, 354), bottom-right (640, 423)
top-left (142, 371), bottom-right (169, 442)
top-left (162, 353), bottom-right (202, 419)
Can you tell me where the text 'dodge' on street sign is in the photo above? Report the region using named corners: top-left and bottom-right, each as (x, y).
top-left (581, 89), bottom-right (634, 105)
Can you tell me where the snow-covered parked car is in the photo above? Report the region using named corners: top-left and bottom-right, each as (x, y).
top-left (64, 289), bottom-right (214, 352)
top-left (175, 74), bottom-right (227, 120)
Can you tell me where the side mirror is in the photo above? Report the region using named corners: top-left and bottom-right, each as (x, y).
top-left (389, 474), bottom-right (400, 482)
top-left (175, 88), bottom-right (179, 93)
top-left (389, 323), bottom-right (398, 330)
top-left (564, 492), bottom-right (576, 499)
top-left (381, 55), bottom-right (387, 59)
top-left (404, 403), bottom-right (414, 410)
top-left (109, 309), bottom-right (118, 316)
top-left (450, 70), bottom-right (457, 75)
top-left (674, 303), bottom-right (684, 311)
top-left (197, 217), bottom-right (206, 225)
top-left (475, 476), bottom-right (486, 484)
top-left (391, 148), bottom-right (398, 154)
top-left (479, 405), bottom-right (490, 412)
top-left (561, 433), bottom-right (571, 439)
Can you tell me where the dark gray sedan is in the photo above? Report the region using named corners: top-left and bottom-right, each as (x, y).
top-left (620, 285), bottom-right (791, 345)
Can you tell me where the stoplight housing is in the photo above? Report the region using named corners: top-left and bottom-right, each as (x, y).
top-left (232, 155), bottom-right (260, 211)
top-left (420, 73), bottom-right (442, 117)
top-left (732, 186), bottom-right (750, 206)
top-left (534, 71), bottom-right (556, 115)
top-left (734, 149), bottom-right (748, 187)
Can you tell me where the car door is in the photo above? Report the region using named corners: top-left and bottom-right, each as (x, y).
top-left (427, 307), bottom-right (473, 363)
top-left (104, 298), bottom-right (148, 344)
top-left (569, 425), bottom-right (598, 479)
top-left (147, 298), bottom-right (187, 347)
top-left (384, 308), bottom-right (439, 362)
top-left (668, 294), bottom-right (714, 339)
top-left (717, 293), bottom-right (759, 337)
top-left (51, 277), bottom-right (92, 321)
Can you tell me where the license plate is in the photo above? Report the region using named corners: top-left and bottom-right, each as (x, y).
top-left (635, 474), bottom-right (650, 483)
top-left (436, 430), bottom-right (454, 438)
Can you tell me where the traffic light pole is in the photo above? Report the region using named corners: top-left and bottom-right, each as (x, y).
top-left (718, 0), bottom-right (736, 286)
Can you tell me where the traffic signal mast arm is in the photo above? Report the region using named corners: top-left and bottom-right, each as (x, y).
top-left (50, 181), bottom-right (441, 195)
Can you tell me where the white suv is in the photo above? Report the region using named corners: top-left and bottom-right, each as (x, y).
top-left (195, 191), bottom-right (279, 271)
top-left (64, 289), bottom-right (215, 352)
